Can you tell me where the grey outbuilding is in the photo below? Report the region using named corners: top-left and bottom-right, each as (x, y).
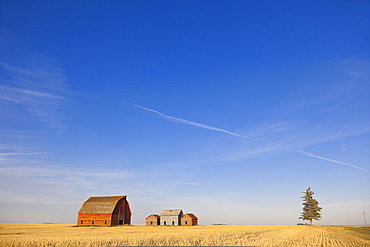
top-left (160, 209), bottom-right (183, 226)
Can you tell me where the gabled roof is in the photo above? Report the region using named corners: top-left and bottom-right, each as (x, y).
top-left (146, 214), bottom-right (160, 219)
top-left (160, 209), bottom-right (183, 216)
top-left (182, 213), bottom-right (198, 219)
top-left (78, 195), bottom-right (127, 214)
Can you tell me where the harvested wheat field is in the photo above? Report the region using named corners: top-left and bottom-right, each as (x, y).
top-left (0, 223), bottom-right (369, 246)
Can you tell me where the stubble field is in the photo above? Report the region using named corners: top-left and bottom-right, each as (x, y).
top-left (0, 223), bottom-right (369, 246)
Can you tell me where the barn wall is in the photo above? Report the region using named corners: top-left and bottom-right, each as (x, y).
top-left (146, 216), bottom-right (160, 226)
top-left (112, 198), bottom-right (131, 225)
top-left (77, 214), bottom-right (112, 226)
top-left (160, 216), bottom-right (181, 226)
top-left (181, 216), bottom-right (191, 226)
top-left (125, 200), bottom-right (131, 224)
top-left (181, 215), bottom-right (198, 226)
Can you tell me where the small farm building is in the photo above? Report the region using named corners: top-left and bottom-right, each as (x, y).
top-left (160, 209), bottom-right (183, 226)
top-left (146, 214), bottom-right (160, 226)
top-left (181, 213), bottom-right (198, 226)
top-left (77, 195), bottom-right (131, 226)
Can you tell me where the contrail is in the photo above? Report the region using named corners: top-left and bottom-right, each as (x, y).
top-left (125, 102), bottom-right (274, 144)
top-left (298, 150), bottom-right (368, 172)
top-left (126, 102), bottom-right (367, 172)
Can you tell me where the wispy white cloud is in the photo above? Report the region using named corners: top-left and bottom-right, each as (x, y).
top-left (0, 144), bottom-right (192, 196)
top-left (19, 88), bottom-right (67, 100)
top-left (184, 182), bottom-right (205, 186)
top-left (247, 119), bottom-right (369, 153)
top-left (0, 152), bottom-right (47, 156)
top-left (0, 165), bottom-right (133, 179)
top-left (0, 147), bottom-right (48, 165)
top-left (322, 200), bottom-right (370, 208)
top-left (0, 144), bottom-right (117, 176)
top-left (126, 102), bottom-right (369, 173)
top-left (341, 60), bottom-right (370, 80)
top-left (0, 58), bottom-right (71, 131)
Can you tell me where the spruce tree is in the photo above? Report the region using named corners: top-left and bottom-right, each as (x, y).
top-left (299, 187), bottom-right (322, 226)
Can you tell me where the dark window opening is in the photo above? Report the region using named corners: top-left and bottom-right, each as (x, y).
top-left (172, 221), bottom-right (175, 225)
top-left (164, 221), bottom-right (166, 225)
top-left (80, 220), bottom-right (84, 224)
top-left (104, 221), bottom-right (107, 224)
top-left (185, 221), bottom-right (188, 224)
top-left (150, 221), bottom-right (153, 225)
top-left (92, 220), bottom-right (94, 224)
top-left (119, 220), bottom-right (123, 225)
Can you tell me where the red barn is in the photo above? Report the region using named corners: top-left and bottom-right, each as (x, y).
top-left (77, 195), bottom-right (131, 226)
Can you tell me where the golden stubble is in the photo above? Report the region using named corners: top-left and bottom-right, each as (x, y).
top-left (0, 224), bottom-right (369, 246)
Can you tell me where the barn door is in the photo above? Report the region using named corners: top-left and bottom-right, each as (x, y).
top-left (118, 213), bottom-right (124, 225)
top-left (118, 200), bottom-right (126, 225)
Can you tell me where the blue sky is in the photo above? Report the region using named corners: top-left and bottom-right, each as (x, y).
top-left (1, 1), bottom-right (369, 225)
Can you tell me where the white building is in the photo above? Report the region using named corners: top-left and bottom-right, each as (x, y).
top-left (160, 209), bottom-right (183, 226)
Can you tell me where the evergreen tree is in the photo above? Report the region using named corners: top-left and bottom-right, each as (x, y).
top-left (299, 187), bottom-right (322, 226)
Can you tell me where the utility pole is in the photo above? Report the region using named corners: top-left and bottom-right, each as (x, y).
top-left (364, 211), bottom-right (368, 226)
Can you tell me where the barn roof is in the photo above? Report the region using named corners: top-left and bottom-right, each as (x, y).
top-left (146, 214), bottom-right (160, 219)
top-left (183, 213), bottom-right (198, 219)
top-left (78, 195), bottom-right (127, 214)
top-left (160, 209), bottom-right (183, 216)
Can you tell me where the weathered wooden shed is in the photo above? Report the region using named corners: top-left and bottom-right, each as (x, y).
top-left (160, 209), bottom-right (183, 226)
top-left (145, 214), bottom-right (160, 226)
top-left (181, 213), bottom-right (198, 226)
top-left (77, 195), bottom-right (131, 226)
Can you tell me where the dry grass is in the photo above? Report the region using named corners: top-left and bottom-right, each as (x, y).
top-left (0, 223), bottom-right (369, 246)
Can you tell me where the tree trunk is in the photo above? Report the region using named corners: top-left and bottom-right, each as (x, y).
top-left (310, 219), bottom-right (313, 226)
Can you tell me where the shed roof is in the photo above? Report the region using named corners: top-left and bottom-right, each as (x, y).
top-left (183, 213), bottom-right (198, 219)
top-left (146, 214), bottom-right (160, 219)
top-left (160, 209), bottom-right (183, 216)
top-left (78, 195), bottom-right (127, 214)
